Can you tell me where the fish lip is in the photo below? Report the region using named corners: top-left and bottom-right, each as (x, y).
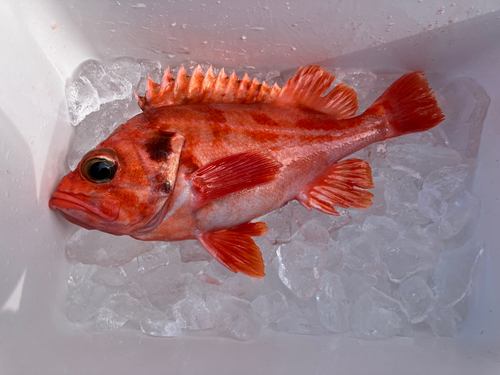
top-left (59, 211), bottom-right (96, 230)
top-left (132, 197), bottom-right (170, 234)
top-left (49, 191), bottom-right (119, 222)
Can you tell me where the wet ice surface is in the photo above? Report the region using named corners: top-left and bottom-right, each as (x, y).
top-left (64, 60), bottom-right (488, 340)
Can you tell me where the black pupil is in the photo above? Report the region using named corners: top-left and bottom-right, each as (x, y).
top-left (89, 161), bottom-right (111, 180)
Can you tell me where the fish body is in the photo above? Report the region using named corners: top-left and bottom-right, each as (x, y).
top-left (50, 66), bottom-right (444, 277)
top-left (131, 103), bottom-right (381, 237)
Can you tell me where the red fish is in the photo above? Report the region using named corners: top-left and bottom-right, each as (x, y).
top-left (49, 65), bottom-right (444, 278)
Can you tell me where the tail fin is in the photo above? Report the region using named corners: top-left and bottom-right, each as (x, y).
top-left (369, 72), bottom-right (445, 138)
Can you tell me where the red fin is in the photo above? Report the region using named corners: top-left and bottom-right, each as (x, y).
top-left (370, 72), bottom-right (445, 137)
top-left (190, 151), bottom-right (282, 209)
top-left (137, 65), bottom-right (282, 110)
top-left (136, 65), bottom-right (357, 118)
top-left (197, 222), bottom-right (268, 278)
top-left (275, 66), bottom-right (358, 119)
top-left (297, 159), bottom-right (374, 215)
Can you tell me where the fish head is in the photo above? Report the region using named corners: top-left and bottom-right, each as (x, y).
top-left (49, 126), bottom-right (185, 235)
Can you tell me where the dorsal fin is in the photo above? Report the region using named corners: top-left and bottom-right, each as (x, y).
top-left (274, 66), bottom-right (358, 119)
top-left (136, 65), bottom-right (358, 119)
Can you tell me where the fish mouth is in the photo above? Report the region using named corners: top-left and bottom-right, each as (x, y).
top-left (49, 191), bottom-right (120, 222)
top-left (59, 211), bottom-right (96, 230)
top-left (133, 198), bottom-right (170, 234)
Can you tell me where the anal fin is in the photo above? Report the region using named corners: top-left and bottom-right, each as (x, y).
top-left (297, 159), bottom-right (374, 215)
top-left (197, 222), bottom-right (268, 278)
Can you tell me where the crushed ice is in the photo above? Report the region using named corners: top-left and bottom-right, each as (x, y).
top-left (63, 59), bottom-right (488, 340)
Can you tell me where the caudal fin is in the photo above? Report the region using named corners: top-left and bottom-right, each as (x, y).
top-left (370, 72), bottom-right (445, 138)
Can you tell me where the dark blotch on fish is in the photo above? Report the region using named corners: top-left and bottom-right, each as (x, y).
top-left (145, 132), bottom-right (175, 161)
top-left (251, 112), bottom-right (279, 127)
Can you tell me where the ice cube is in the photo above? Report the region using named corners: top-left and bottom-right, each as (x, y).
top-left (339, 225), bottom-right (384, 275)
top-left (373, 167), bottom-right (409, 186)
top-left (265, 70), bottom-right (282, 86)
top-left (67, 99), bottom-right (130, 170)
top-left (438, 76), bottom-right (490, 159)
top-left (316, 271), bottom-right (349, 332)
top-left (423, 164), bottom-right (472, 200)
top-left (325, 237), bottom-right (343, 271)
top-left (384, 175), bottom-right (420, 213)
top-left (173, 294), bottom-right (215, 330)
top-left (108, 57), bottom-right (162, 92)
top-left (136, 262), bottom-right (193, 311)
top-left (339, 268), bottom-right (378, 302)
top-left (431, 240), bottom-right (485, 306)
top-left (333, 70), bottom-right (377, 103)
top-left (251, 290), bottom-right (288, 327)
top-left (338, 217), bottom-right (397, 276)
top-left (384, 175), bottom-right (429, 226)
top-left (139, 315), bottom-right (182, 337)
top-left (380, 238), bottom-right (439, 283)
top-left (351, 287), bottom-right (412, 339)
top-left (91, 266), bottom-right (127, 288)
top-left (93, 306), bottom-right (128, 331)
top-left (137, 246), bottom-right (169, 274)
top-left (218, 273), bottom-right (265, 301)
top-left (198, 259), bottom-right (264, 301)
top-left (66, 76), bottom-right (100, 126)
top-left (293, 204), bottom-right (352, 234)
top-left (418, 164), bottom-right (472, 222)
top-left (418, 188), bottom-right (448, 222)
top-left (259, 204), bottom-right (293, 245)
top-left (399, 275), bottom-right (435, 323)
top-left (277, 220), bottom-right (330, 299)
top-left (427, 303), bottom-right (459, 337)
top-left (276, 300), bottom-right (325, 335)
top-left (78, 60), bottom-right (133, 105)
top-left (387, 144), bottom-right (462, 180)
top-left (197, 259), bottom-right (233, 286)
top-left (206, 291), bottom-right (261, 340)
top-left (388, 130), bottom-right (438, 147)
top-left (66, 228), bottom-right (158, 267)
top-left (254, 236), bottom-right (280, 265)
top-left (66, 263), bottom-right (110, 322)
top-left (363, 216), bottom-right (399, 245)
top-left (178, 240), bottom-right (213, 263)
top-left (101, 293), bottom-right (144, 320)
top-left (426, 190), bottom-right (480, 240)
top-left (401, 225), bottom-right (443, 253)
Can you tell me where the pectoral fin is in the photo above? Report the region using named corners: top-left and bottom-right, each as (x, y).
top-left (297, 158), bottom-right (374, 215)
top-left (197, 222), bottom-right (268, 278)
top-left (189, 151), bottom-right (282, 210)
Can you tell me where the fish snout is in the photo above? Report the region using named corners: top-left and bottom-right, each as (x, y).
top-left (49, 191), bottom-right (121, 222)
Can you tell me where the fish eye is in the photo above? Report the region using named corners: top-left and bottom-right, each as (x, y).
top-left (81, 157), bottom-right (117, 183)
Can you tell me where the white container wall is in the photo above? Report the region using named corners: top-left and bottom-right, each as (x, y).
top-left (1, 1), bottom-right (500, 374)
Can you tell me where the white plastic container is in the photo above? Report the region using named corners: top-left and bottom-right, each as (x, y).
top-left (1, 1), bottom-right (499, 374)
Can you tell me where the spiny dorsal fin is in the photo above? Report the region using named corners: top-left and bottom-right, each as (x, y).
top-left (275, 66), bottom-right (358, 119)
top-left (136, 65), bottom-right (358, 119)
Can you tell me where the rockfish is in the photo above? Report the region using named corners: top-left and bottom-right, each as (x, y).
top-left (49, 65), bottom-right (444, 277)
